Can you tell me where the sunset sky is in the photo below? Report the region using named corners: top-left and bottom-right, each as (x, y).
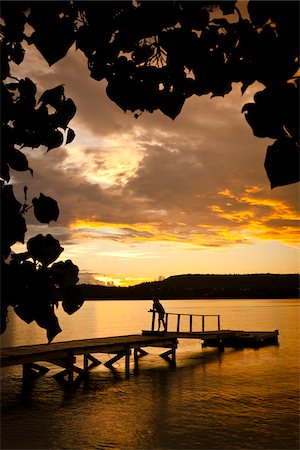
top-left (10, 37), bottom-right (300, 286)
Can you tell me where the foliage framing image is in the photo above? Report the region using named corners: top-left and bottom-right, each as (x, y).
top-left (1, 1), bottom-right (299, 341)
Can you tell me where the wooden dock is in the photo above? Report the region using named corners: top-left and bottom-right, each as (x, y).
top-left (0, 311), bottom-right (279, 387)
top-left (1, 334), bottom-right (179, 386)
top-left (143, 330), bottom-right (279, 348)
top-left (1, 329), bottom-right (279, 387)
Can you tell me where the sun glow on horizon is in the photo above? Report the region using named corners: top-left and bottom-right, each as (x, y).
top-left (93, 274), bottom-right (153, 287)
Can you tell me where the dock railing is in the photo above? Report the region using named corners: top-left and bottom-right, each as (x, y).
top-left (150, 310), bottom-right (221, 333)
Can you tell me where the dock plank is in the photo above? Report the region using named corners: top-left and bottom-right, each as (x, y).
top-left (1, 330), bottom-right (279, 372)
top-left (0, 334), bottom-right (177, 367)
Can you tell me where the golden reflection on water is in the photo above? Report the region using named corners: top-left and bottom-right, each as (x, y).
top-left (1, 299), bottom-right (299, 449)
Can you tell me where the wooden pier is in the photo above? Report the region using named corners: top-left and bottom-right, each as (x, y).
top-left (0, 311), bottom-right (279, 388)
top-left (1, 334), bottom-right (179, 387)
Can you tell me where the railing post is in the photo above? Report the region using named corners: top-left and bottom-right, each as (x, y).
top-left (149, 312), bottom-right (221, 334)
top-left (151, 310), bottom-right (155, 332)
top-left (177, 314), bottom-right (181, 332)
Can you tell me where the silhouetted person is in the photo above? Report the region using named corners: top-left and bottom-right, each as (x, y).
top-left (152, 298), bottom-right (166, 332)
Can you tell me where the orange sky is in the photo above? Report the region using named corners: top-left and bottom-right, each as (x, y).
top-left (10, 36), bottom-right (300, 286)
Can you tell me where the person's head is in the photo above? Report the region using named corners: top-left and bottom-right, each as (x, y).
top-left (153, 297), bottom-right (159, 303)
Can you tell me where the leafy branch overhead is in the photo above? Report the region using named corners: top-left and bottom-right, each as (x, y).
top-left (1, 10), bottom-right (80, 340)
top-left (2, 0), bottom-right (298, 187)
top-left (0, 1), bottom-right (299, 340)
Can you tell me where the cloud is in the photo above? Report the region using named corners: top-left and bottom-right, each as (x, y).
top-left (8, 40), bottom-right (299, 263)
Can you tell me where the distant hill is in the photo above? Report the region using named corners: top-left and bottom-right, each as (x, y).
top-left (79, 273), bottom-right (300, 300)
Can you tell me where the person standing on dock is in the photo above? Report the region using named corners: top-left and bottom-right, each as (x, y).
top-left (152, 298), bottom-right (166, 332)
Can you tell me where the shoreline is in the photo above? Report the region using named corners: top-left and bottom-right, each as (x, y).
top-left (79, 296), bottom-right (299, 301)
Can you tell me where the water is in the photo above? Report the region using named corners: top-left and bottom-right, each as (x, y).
top-left (1, 299), bottom-right (299, 450)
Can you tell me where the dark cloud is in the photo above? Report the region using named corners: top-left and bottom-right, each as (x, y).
top-left (8, 41), bottom-right (299, 254)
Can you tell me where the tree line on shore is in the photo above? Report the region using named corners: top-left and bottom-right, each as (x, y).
top-left (79, 273), bottom-right (300, 300)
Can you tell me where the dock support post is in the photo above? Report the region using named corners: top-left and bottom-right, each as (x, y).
top-left (171, 341), bottom-right (176, 366)
top-left (218, 343), bottom-right (224, 352)
top-left (159, 340), bottom-right (177, 368)
top-left (104, 349), bottom-right (132, 377)
top-left (51, 353), bottom-right (85, 388)
top-left (66, 352), bottom-right (75, 384)
top-left (134, 348), bottom-right (148, 374)
top-left (217, 338), bottom-right (224, 352)
top-left (125, 346), bottom-right (130, 378)
top-left (22, 363), bottom-right (49, 383)
top-left (84, 354), bottom-right (102, 372)
top-left (134, 349), bottom-right (139, 374)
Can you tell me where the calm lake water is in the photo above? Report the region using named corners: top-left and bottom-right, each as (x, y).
top-left (1, 299), bottom-right (299, 450)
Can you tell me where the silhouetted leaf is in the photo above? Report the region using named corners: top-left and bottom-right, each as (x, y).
top-left (51, 260), bottom-right (79, 288)
top-left (2, 185), bottom-right (22, 214)
top-left (9, 42), bottom-right (25, 64)
top-left (132, 45), bottom-right (155, 65)
top-left (30, 17), bottom-right (75, 66)
top-left (44, 129), bottom-right (64, 151)
top-left (18, 77), bottom-right (37, 99)
top-left (32, 301), bottom-right (62, 342)
top-left (56, 98), bottom-right (77, 128)
top-left (46, 315), bottom-right (62, 343)
top-left (160, 92), bottom-right (186, 120)
top-left (1, 204), bottom-right (27, 257)
top-left (66, 128), bottom-right (75, 144)
top-left (179, 4), bottom-right (209, 30)
top-left (14, 303), bottom-right (35, 324)
top-left (1, 302), bottom-right (8, 334)
top-left (8, 148), bottom-right (31, 172)
top-left (264, 138), bottom-right (300, 188)
top-left (241, 79), bottom-right (253, 95)
top-left (1, 82), bottom-right (15, 121)
top-left (248, 0), bottom-right (270, 28)
top-left (75, 24), bottom-right (96, 57)
top-left (32, 193), bottom-right (59, 223)
top-left (242, 84), bottom-right (299, 140)
top-left (38, 85), bottom-right (65, 108)
top-left (61, 286), bottom-right (84, 315)
top-left (1, 162), bottom-right (10, 182)
top-left (1, 43), bottom-right (10, 80)
top-left (212, 18), bottom-right (230, 28)
top-left (1, 2), bottom-right (26, 41)
top-left (27, 234), bottom-right (63, 266)
top-left (219, 1), bottom-right (237, 15)
top-left (242, 102), bottom-right (281, 139)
